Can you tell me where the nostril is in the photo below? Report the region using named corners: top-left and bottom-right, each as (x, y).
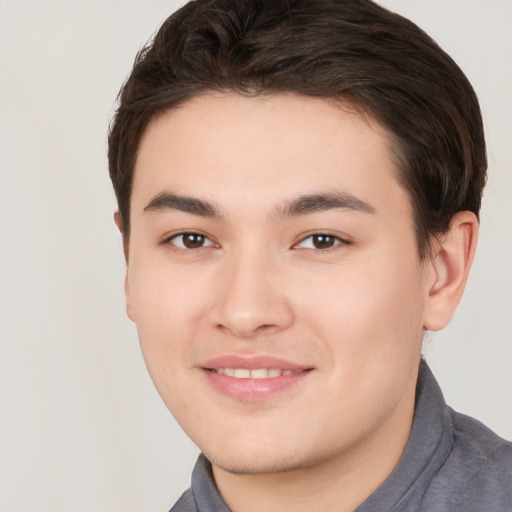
top-left (209, 286), bottom-right (295, 337)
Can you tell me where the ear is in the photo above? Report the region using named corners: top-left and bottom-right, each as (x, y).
top-left (114, 211), bottom-right (135, 321)
top-left (114, 211), bottom-right (129, 262)
top-left (423, 211), bottom-right (479, 332)
top-left (123, 270), bottom-right (136, 322)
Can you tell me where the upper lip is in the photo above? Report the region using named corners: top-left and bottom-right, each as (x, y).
top-left (200, 355), bottom-right (311, 371)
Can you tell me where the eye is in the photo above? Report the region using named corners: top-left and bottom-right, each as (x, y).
top-left (168, 232), bottom-right (216, 249)
top-left (295, 233), bottom-right (348, 250)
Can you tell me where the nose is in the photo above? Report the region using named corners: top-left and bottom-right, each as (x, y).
top-left (209, 249), bottom-right (294, 339)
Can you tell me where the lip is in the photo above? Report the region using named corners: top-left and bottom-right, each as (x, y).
top-left (200, 355), bottom-right (313, 402)
top-left (202, 355), bottom-right (309, 371)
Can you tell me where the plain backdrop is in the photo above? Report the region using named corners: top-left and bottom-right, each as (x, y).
top-left (0, 1), bottom-right (511, 511)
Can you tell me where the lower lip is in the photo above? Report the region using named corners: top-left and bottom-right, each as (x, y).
top-left (202, 369), bottom-right (311, 402)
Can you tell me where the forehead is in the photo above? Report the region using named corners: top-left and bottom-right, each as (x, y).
top-left (132, 93), bottom-right (410, 221)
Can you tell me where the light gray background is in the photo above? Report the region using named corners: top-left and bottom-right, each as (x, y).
top-left (1, 1), bottom-right (510, 511)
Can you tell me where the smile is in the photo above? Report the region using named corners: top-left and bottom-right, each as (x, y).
top-left (202, 358), bottom-right (313, 401)
top-left (213, 368), bottom-right (299, 378)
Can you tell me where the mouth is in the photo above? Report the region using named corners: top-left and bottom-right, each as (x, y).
top-left (208, 368), bottom-right (302, 379)
top-left (200, 356), bottom-right (313, 401)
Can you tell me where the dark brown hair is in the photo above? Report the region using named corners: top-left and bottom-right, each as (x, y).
top-left (108, 0), bottom-right (486, 258)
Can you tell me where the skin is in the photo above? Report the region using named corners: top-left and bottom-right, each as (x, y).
top-left (119, 93), bottom-right (478, 512)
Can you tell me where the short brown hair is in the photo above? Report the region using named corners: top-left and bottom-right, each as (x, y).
top-left (108, 0), bottom-right (486, 258)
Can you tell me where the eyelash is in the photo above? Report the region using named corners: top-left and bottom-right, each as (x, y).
top-left (163, 231), bottom-right (350, 253)
top-left (163, 232), bottom-right (217, 251)
top-left (293, 233), bottom-right (350, 252)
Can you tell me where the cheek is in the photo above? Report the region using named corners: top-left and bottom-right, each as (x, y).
top-left (129, 278), bottom-right (205, 418)
top-left (295, 256), bottom-right (426, 362)
top-left (129, 256), bottom-right (209, 328)
top-left (126, 261), bottom-right (210, 384)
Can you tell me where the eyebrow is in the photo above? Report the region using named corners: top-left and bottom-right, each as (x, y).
top-left (143, 190), bottom-right (375, 219)
top-left (144, 192), bottom-right (223, 218)
top-left (277, 192), bottom-right (376, 218)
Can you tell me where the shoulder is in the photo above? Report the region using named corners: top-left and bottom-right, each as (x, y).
top-left (451, 409), bottom-right (512, 463)
top-left (422, 409), bottom-right (512, 511)
top-left (168, 488), bottom-right (197, 512)
top-left (450, 411), bottom-right (512, 507)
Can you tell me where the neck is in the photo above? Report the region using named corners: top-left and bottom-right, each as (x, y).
top-left (212, 385), bottom-right (416, 512)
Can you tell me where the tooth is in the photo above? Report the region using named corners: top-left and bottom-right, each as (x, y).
top-left (219, 368), bottom-right (292, 379)
top-left (250, 369), bottom-right (269, 379)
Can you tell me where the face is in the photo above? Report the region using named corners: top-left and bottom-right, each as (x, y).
top-left (125, 93), bottom-right (431, 475)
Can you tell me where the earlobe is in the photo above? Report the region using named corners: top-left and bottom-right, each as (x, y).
top-left (423, 211), bottom-right (479, 332)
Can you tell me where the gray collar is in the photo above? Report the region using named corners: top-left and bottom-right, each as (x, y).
top-left (355, 361), bottom-right (453, 511)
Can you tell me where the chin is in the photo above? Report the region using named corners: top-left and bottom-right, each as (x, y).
top-left (205, 451), bottom-right (306, 476)
top-left (200, 437), bottom-right (323, 476)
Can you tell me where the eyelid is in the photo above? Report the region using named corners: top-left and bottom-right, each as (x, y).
top-left (160, 230), bottom-right (350, 251)
top-left (293, 232), bottom-right (351, 250)
top-left (161, 230), bottom-right (218, 249)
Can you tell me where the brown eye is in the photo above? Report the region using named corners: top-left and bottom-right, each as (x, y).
top-left (169, 233), bottom-right (214, 249)
top-left (295, 233), bottom-right (348, 251)
top-left (311, 234), bottom-right (336, 249)
top-left (182, 233), bottom-right (205, 248)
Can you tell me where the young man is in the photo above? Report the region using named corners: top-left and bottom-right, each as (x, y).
top-left (108, 1), bottom-right (512, 510)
